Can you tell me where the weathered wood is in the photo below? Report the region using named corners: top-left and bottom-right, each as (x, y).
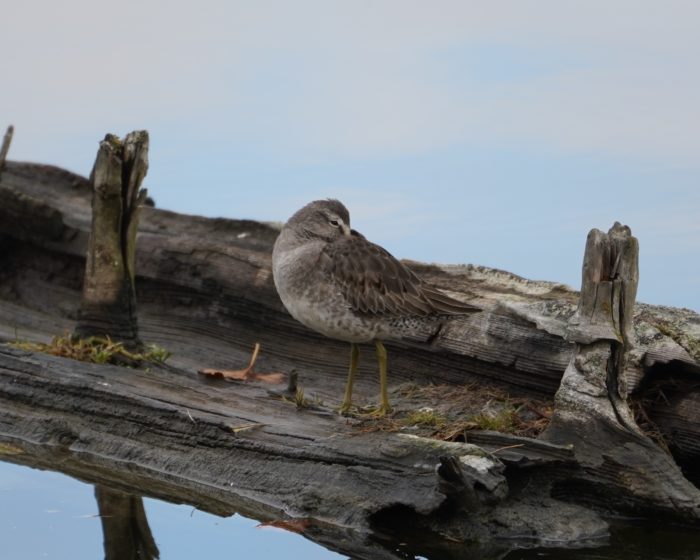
top-left (74, 132), bottom-right (149, 347)
top-left (0, 344), bottom-right (503, 524)
top-left (555, 224), bottom-right (640, 429)
top-left (639, 363), bottom-right (700, 485)
top-left (0, 184), bottom-right (65, 244)
top-left (1, 161), bottom-right (700, 553)
top-left (0, 125), bottom-right (13, 179)
top-left (542, 224), bottom-right (700, 519)
top-left (2, 345), bottom-right (577, 558)
top-left (0, 162), bottom-right (698, 463)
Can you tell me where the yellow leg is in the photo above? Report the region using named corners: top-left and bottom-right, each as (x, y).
top-left (375, 340), bottom-right (392, 415)
top-left (339, 343), bottom-right (359, 414)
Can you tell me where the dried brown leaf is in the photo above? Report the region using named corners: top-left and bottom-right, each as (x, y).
top-left (197, 343), bottom-right (285, 384)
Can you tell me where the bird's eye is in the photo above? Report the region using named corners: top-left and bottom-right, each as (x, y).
top-left (329, 219), bottom-right (341, 227)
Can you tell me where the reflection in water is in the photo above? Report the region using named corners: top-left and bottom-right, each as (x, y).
top-left (94, 485), bottom-right (159, 560)
top-left (0, 460), bottom-right (344, 560)
top-left (2, 458), bottom-right (700, 560)
top-left (503, 522), bottom-right (700, 560)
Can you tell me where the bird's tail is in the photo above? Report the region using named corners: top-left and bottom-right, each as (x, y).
top-left (422, 286), bottom-right (481, 315)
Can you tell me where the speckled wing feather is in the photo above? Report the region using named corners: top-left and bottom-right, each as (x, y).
top-left (320, 234), bottom-right (480, 317)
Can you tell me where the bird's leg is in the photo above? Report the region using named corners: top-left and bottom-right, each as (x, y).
top-left (339, 343), bottom-right (359, 415)
top-left (374, 340), bottom-right (392, 415)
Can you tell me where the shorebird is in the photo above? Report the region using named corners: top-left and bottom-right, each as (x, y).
top-left (271, 199), bottom-right (480, 415)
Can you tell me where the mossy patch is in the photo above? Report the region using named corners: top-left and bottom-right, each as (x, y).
top-left (468, 408), bottom-right (520, 432)
top-left (11, 335), bottom-right (171, 366)
top-left (404, 409), bottom-right (447, 429)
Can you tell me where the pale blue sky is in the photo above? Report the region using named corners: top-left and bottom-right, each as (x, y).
top-left (3, 1), bottom-right (698, 310)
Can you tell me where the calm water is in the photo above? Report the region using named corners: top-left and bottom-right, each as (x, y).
top-left (0, 461), bottom-right (342, 560)
top-left (2, 460), bottom-right (699, 560)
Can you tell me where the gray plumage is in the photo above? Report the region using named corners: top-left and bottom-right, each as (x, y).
top-left (272, 199), bottom-right (480, 414)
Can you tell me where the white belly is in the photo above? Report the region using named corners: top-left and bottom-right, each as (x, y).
top-left (272, 242), bottom-right (377, 343)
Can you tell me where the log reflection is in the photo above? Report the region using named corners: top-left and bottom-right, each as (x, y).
top-left (94, 485), bottom-right (159, 560)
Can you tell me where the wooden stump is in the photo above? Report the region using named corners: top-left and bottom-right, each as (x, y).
top-left (542, 223), bottom-right (700, 519)
top-left (0, 125), bottom-right (13, 179)
top-left (74, 132), bottom-right (149, 348)
top-left (550, 222), bottom-right (639, 431)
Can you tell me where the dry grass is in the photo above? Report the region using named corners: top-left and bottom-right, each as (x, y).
top-left (629, 378), bottom-right (683, 456)
top-left (351, 382), bottom-right (553, 441)
top-left (11, 334), bottom-right (171, 366)
top-left (279, 384), bottom-right (325, 411)
top-left (351, 379), bottom-right (675, 453)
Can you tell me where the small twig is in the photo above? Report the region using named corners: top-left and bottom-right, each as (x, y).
top-left (228, 422), bottom-right (267, 433)
top-left (0, 125), bottom-right (14, 178)
top-left (286, 369), bottom-right (298, 393)
top-left (185, 408), bottom-right (196, 423)
top-left (247, 342), bottom-right (261, 371)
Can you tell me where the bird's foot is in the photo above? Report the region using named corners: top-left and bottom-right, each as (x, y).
top-left (353, 403), bottom-right (393, 418)
top-left (337, 400), bottom-right (393, 418)
top-left (369, 403), bottom-right (393, 418)
top-left (337, 400), bottom-right (354, 416)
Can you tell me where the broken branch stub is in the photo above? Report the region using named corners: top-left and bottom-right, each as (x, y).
top-left (561, 222), bottom-right (640, 426)
top-left (0, 125), bottom-right (14, 179)
top-left (74, 131), bottom-right (149, 348)
top-left (543, 223), bottom-right (700, 520)
top-left (547, 222), bottom-right (642, 432)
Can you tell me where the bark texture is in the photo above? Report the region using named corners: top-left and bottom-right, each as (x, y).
top-left (74, 132), bottom-right (149, 347)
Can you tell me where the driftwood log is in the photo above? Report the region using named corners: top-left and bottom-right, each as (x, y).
top-left (1, 159), bottom-right (699, 558)
top-left (543, 225), bottom-right (700, 518)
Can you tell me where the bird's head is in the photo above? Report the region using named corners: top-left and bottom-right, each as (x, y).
top-left (286, 199), bottom-right (352, 241)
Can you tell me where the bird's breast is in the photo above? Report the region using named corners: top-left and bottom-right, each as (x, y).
top-left (272, 253), bottom-right (376, 344)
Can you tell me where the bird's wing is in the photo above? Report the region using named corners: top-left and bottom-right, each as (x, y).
top-left (320, 234), bottom-right (480, 316)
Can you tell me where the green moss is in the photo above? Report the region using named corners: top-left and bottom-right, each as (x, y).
top-left (404, 409), bottom-right (447, 429)
top-left (11, 335), bottom-right (171, 366)
top-left (468, 408), bottom-right (519, 432)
